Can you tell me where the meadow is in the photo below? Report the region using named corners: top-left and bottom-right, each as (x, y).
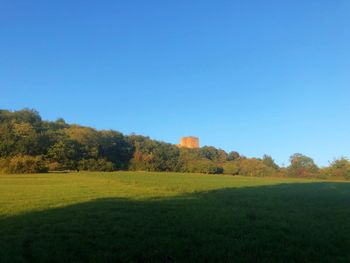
top-left (1, 172), bottom-right (350, 262)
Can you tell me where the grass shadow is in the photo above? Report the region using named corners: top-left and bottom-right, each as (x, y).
top-left (1, 182), bottom-right (350, 262)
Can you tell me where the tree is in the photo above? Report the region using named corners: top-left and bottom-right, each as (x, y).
top-left (239, 158), bottom-right (275, 177)
top-left (262, 155), bottom-right (279, 170)
top-left (287, 153), bottom-right (319, 178)
top-left (98, 130), bottom-right (134, 169)
top-left (227, 151), bottom-right (240, 161)
top-left (64, 125), bottom-right (99, 159)
top-left (0, 121), bottom-right (16, 157)
top-left (128, 135), bottom-right (180, 172)
top-left (222, 161), bottom-right (240, 175)
top-left (47, 139), bottom-right (82, 170)
top-left (199, 146), bottom-right (225, 162)
top-left (327, 158), bottom-right (350, 179)
top-left (4, 155), bottom-right (48, 173)
top-left (4, 107), bottom-right (339, 178)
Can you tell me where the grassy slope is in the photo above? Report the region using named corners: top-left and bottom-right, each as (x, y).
top-left (0, 172), bottom-right (350, 262)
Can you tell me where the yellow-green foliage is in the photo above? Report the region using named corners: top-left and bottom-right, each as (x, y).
top-left (0, 155), bottom-right (48, 174)
top-left (222, 161), bottom-right (240, 175)
top-left (239, 158), bottom-right (275, 177)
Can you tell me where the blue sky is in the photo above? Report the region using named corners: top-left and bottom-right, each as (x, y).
top-left (1, 0), bottom-right (349, 166)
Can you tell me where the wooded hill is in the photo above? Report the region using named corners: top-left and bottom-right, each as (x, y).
top-left (0, 109), bottom-right (349, 179)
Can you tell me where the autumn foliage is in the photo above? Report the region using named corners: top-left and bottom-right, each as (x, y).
top-left (0, 109), bottom-right (349, 179)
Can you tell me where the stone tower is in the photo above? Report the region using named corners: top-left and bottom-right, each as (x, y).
top-left (178, 136), bottom-right (199, 149)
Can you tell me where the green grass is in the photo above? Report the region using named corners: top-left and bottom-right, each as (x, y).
top-left (1, 172), bottom-right (350, 262)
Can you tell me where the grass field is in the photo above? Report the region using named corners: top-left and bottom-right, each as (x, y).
top-left (1, 172), bottom-right (350, 262)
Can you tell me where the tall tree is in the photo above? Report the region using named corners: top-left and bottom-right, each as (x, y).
top-left (288, 153), bottom-right (319, 177)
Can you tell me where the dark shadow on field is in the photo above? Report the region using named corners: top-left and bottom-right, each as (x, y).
top-left (1, 182), bottom-right (350, 263)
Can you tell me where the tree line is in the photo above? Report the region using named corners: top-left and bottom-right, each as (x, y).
top-left (0, 109), bottom-right (349, 179)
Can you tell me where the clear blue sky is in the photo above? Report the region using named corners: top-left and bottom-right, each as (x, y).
top-left (1, 1), bottom-right (349, 166)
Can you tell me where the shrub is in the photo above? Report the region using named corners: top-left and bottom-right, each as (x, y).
top-left (47, 161), bottom-right (61, 171)
top-left (78, 159), bottom-right (116, 172)
top-left (239, 158), bottom-right (274, 177)
top-left (0, 158), bottom-right (10, 173)
top-left (317, 168), bottom-right (331, 179)
top-left (0, 155), bottom-right (48, 174)
top-left (327, 158), bottom-right (350, 179)
top-left (222, 161), bottom-right (240, 175)
top-left (47, 160), bottom-right (78, 171)
top-left (274, 168), bottom-right (288, 178)
top-left (190, 159), bottom-right (223, 174)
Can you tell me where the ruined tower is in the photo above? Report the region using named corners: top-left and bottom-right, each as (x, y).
top-left (178, 136), bottom-right (199, 149)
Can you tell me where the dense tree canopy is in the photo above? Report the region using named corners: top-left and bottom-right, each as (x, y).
top-left (0, 109), bottom-right (348, 179)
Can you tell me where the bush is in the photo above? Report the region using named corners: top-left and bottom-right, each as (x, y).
top-left (47, 161), bottom-right (61, 171)
top-left (222, 161), bottom-right (240, 175)
top-left (0, 158), bottom-right (10, 173)
top-left (327, 158), bottom-right (350, 179)
top-left (47, 160), bottom-right (78, 171)
top-left (317, 168), bottom-right (331, 179)
top-left (0, 155), bottom-right (48, 174)
top-left (189, 159), bottom-right (223, 174)
top-left (239, 158), bottom-right (274, 177)
top-left (78, 159), bottom-right (116, 172)
top-left (274, 168), bottom-right (288, 178)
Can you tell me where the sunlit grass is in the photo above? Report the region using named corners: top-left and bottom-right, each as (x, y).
top-left (1, 172), bottom-right (349, 262)
top-left (0, 171), bottom-right (322, 216)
